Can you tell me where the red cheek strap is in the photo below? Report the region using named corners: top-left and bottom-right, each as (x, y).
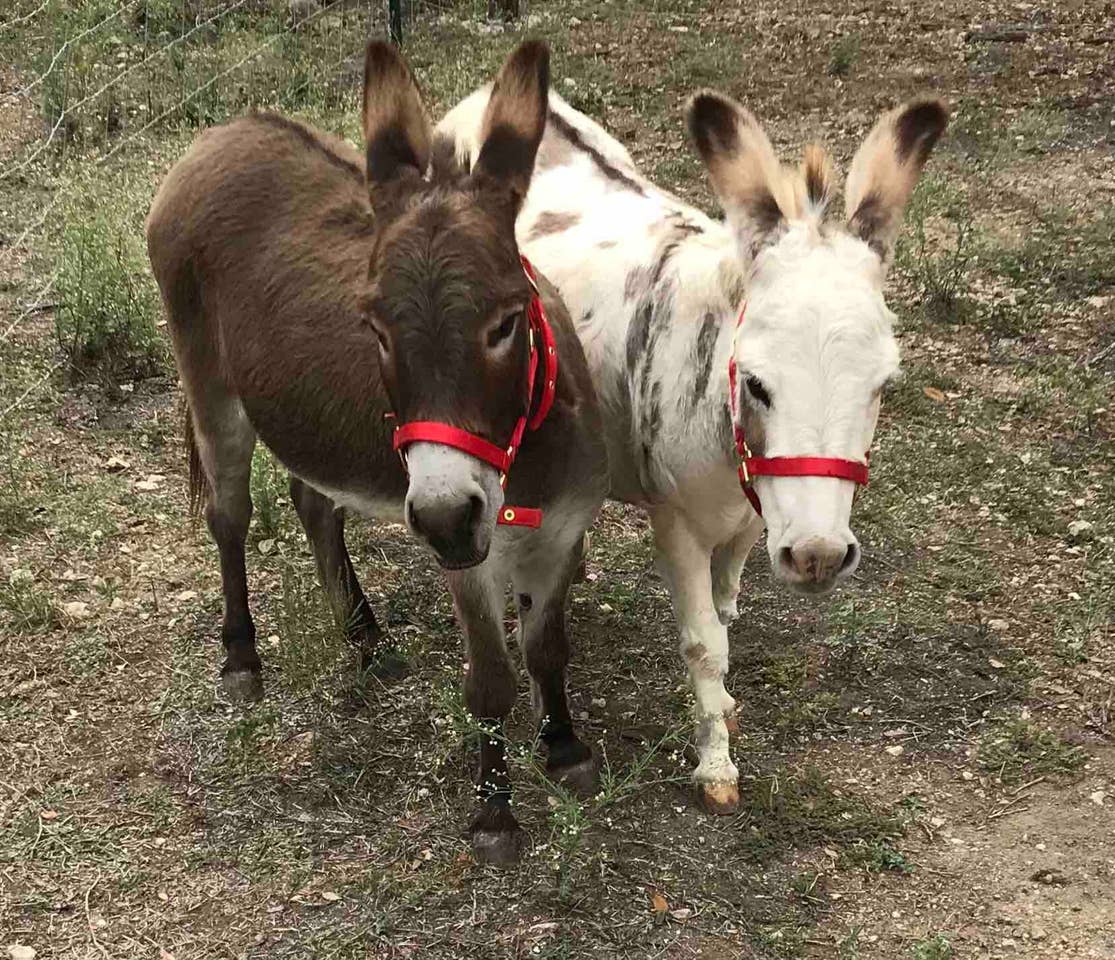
top-left (389, 256), bottom-right (555, 530)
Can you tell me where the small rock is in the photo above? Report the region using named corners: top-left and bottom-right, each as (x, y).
top-left (105, 456), bottom-right (130, 472)
top-left (989, 658), bottom-right (1005, 669)
top-left (1089, 790), bottom-right (1106, 806)
top-left (9, 947), bottom-right (37, 960)
top-left (258, 539), bottom-right (275, 555)
top-left (110, 597), bottom-right (126, 611)
top-left (591, 697), bottom-right (606, 709)
top-left (1030, 927), bottom-right (1047, 941)
top-left (988, 619), bottom-right (1010, 632)
top-left (174, 590), bottom-right (197, 603)
top-left (885, 745), bottom-right (904, 757)
top-left (61, 601), bottom-right (90, 620)
top-left (1067, 519), bottom-right (1093, 538)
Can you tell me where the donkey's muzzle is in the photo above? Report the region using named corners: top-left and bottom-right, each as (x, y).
top-left (777, 535), bottom-right (860, 595)
top-left (407, 492), bottom-right (489, 569)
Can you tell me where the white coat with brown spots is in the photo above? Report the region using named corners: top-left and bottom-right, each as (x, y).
top-left (438, 86), bottom-right (947, 813)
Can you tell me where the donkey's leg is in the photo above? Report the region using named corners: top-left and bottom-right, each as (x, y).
top-left (651, 507), bottom-right (739, 815)
top-left (187, 394), bottom-right (261, 700)
top-left (288, 477), bottom-right (406, 679)
top-left (444, 562), bottom-right (524, 866)
top-left (711, 515), bottom-right (765, 626)
top-left (511, 527), bottom-right (596, 797)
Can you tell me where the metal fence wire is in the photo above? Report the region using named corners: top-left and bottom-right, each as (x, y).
top-left (0, 0), bottom-right (526, 354)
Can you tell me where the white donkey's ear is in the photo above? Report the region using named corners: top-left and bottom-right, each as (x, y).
top-left (686, 92), bottom-right (796, 256)
top-left (845, 98), bottom-right (949, 261)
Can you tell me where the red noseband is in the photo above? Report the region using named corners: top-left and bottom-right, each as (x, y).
top-left (728, 304), bottom-right (869, 516)
top-left (391, 256), bottom-right (557, 529)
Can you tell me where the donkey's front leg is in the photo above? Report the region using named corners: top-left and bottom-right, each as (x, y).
top-left (711, 515), bottom-right (765, 626)
top-left (511, 528), bottom-right (597, 797)
top-left (444, 563), bottom-right (524, 866)
top-left (651, 508), bottom-right (739, 815)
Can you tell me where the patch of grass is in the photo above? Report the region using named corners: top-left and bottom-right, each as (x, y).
top-left (828, 34), bottom-right (860, 77)
top-left (54, 214), bottom-right (167, 387)
top-left (911, 933), bottom-right (954, 960)
top-left (978, 719), bottom-right (1087, 784)
top-left (735, 766), bottom-right (901, 863)
top-left (272, 558), bottom-right (346, 693)
top-left (841, 839), bottom-right (913, 874)
top-left (250, 445), bottom-right (289, 542)
top-left (896, 176), bottom-right (977, 325)
top-left (0, 569), bottom-right (59, 632)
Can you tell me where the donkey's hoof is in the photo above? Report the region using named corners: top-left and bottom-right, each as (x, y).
top-left (468, 802), bottom-right (525, 866)
top-left (221, 669), bottom-right (263, 702)
top-left (698, 780), bottom-right (740, 816)
top-left (548, 754), bottom-right (600, 799)
top-left (359, 646), bottom-right (409, 682)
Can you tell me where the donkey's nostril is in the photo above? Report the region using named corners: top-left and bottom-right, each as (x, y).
top-left (406, 500), bottom-right (422, 536)
top-left (840, 542), bottom-right (860, 574)
top-left (778, 546), bottom-right (796, 575)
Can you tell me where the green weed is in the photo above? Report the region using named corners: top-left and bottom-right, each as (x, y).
top-left (828, 34), bottom-right (860, 76)
top-left (896, 176), bottom-right (977, 325)
top-left (1, 569), bottom-right (59, 632)
top-left (911, 934), bottom-right (954, 960)
top-left (978, 719), bottom-right (1087, 783)
top-left (54, 214), bottom-right (166, 386)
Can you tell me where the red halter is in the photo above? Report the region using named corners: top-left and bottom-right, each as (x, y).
top-left (391, 256), bottom-right (557, 529)
top-left (727, 304), bottom-right (869, 516)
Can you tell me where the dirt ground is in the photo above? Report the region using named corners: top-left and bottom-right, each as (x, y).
top-left (1, 1), bottom-right (1113, 958)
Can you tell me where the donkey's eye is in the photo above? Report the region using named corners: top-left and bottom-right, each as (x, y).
top-left (745, 376), bottom-right (771, 408)
top-left (488, 310), bottom-right (522, 348)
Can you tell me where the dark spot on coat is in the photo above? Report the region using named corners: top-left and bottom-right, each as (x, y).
top-left (527, 210), bottom-right (581, 241)
top-left (691, 312), bottom-right (721, 406)
top-left (551, 111), bottom-right (646, 196)
top-left (626, 300), bottom-right (653, 375)
top-left (848, 191), bottom-right (889, 258)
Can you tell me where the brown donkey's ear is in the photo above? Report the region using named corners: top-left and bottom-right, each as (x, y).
top-left (471, 40), bottom-right (550, 212)
top-left (362, 41), bottom-right (432, 196)
top-left (686, 92), bottom-right (796, 255)
top-left (845, 98), bottom-right (948, 261)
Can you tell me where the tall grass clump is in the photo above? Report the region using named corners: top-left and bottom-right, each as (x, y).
top-left (54, 214), bottom-right (167, 385)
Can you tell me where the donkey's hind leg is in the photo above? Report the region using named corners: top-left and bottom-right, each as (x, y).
top-left (184, 392), bottom-right (261, 700)
top-left (288, 477), bottom-right (406, 679)
top-left (511, 525), bottom-right (597, 797)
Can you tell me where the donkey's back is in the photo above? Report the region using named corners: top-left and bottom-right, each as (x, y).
top-left (147, 113), bottom-right (397, 503)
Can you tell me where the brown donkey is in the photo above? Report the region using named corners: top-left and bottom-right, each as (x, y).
top-left (146, 41), bottom-right (608, 864)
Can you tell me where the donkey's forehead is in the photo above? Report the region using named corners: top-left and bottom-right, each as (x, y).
top-left (371, 191), bottom-right (525, 300)
top-left (741, 236), bottom-right (899, 380)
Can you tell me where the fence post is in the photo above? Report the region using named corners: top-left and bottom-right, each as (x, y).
top-left (488, 0), bottom-right (520, 19)
top-left (387, 0), bottom-right (403, 45)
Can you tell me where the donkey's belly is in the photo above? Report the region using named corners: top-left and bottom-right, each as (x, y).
top-left (294, 474), bottom-right (406, 525)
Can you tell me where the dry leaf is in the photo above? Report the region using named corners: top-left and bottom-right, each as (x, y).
top-left (321, 891), bottom-right (341, 902)
top-left (61, 601), bottom-right (90, 620)
top-left (258, 539), bottom-right (275, 556)
top-left (650, 891), bottom-right (668, 914)
top-left (923, 386), bottom-right (946, 402)
top-left (39, 810), bottom-right (58, 821)
top-left (159, 948), bottom-right (175, 960)
top-left (670, 907), bottom-right (693, 921)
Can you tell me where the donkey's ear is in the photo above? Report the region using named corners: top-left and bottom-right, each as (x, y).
top-left (471, 39), bottom-right (550, 211)
top-left (845, 98), bottom-right (948, 260)
top-left (362, 41), bottom-right (432, 193)
top-left (686, 92), bottom-right (793, 254)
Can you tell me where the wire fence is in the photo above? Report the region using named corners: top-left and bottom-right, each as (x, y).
top-left (0, 0), bottom-right (527, 370)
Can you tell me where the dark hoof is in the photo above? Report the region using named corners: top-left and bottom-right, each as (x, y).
top-left (221, 668), bottom-right (263, 701)
top-left (468, 801), bottom-right (525, 867)
top-left (358, 646), bottom-right (409, 681)
top-left (547, 753), bottom-right (599, 799)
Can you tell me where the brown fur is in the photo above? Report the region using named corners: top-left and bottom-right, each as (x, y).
top-left (147, 40), bottom-right (607, 863)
